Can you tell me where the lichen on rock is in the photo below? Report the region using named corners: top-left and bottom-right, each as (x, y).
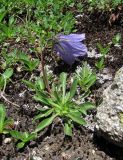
top-left (95, 67), bottom-right (123, 147)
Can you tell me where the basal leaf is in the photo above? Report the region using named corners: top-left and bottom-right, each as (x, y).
top-left (22, 80), bottom-right (35, 89)
top-left (34, 114), bottom-right (57, 133)
top-left (33, 108), bottom-right (54, 121)
top-left (0, 104), bottom-right (6, 133)
top-left (3, 68), bottom-right (13, 79)
top-left (34, 93), bottom-right (51, 106)
top-left (35, 77), bottom-right (45, 90)
top-left (64, 123), bottom-right (72, 136)
top-left (17, 142), bottom-right (25, 149)
top-left (79, 102), bottom-right (95, 115)
top-left (25, 133), bottom-right (37, 142)
top-left (60, 72), bottom-right (67, 102)
top-left (69, 79), bottom-right (77, 100)
top-left (10, 130), bottom-right (27, 141)
top-left (68, 112), bottom-right (86, 125)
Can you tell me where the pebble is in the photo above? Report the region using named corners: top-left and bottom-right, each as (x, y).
top-left (4, 138), bottom-right (11, 144)
top-left (32, 156), bottom-right (43, 160)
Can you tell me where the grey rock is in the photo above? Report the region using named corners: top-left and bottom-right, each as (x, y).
top-left (95, 67), bottom-right (123, 147)
top-left (97, 68), bottom-right (113, 84)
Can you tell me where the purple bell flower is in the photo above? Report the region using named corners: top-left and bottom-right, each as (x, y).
top-left (54, 34), bottom-right (87, 65)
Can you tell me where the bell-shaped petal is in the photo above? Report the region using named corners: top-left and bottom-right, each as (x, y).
top-left (54, 33), bottom-right (87, 65)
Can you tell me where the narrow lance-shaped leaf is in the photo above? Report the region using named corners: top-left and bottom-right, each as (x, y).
top-left (34, 93), bottom-right (51, 106)
top-left (17, 142), bottom-right (25, 149)
top-left (10, 130), bottom-right (27, 141)
top-left (69, 79), bottom-right (77, 100)
top-left (64, 123), bottom-right (72, 136)
top-left (0, 104), bottom-right (6, 133)
top-left (25, 133), bottom-right (37, 142)
top-left (34, 93), bottom-right (60, 108)
top-left (34, 114), bottom-right (58, 133)
top-left (60, 72), bottom-right (67, 102)
top-left (35, 77), bottom-right (45, 90)
top-left (3, 68), bottom-right (13, 79)
top-left (33, 108), bottom-right (54, 121)
top-left (68, 112), bottom-right (86, 125)
top-left (79, 102), bottom-right (95, 115)
top-left (22, 80), bottom-right (35, 90)
top-left (0, 11), bottom-right (7, 23)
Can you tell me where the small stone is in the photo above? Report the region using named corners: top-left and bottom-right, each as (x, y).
top-left (14, 120), bottom-right (20, 126)
top-left (75, 14), bottom-right (84, 18)
top-left (19, 91), bottom-right (26, 97)
top-left (4, 138), bottom-right (12, 144)
top-left (92, 149), bottom-right (95, 155)
top-left (16, 66), bottom-right (22, 72)
top-left (32, 156), bottom-right (42, 160)
top-left (44, 144), bottom-right (50, 151)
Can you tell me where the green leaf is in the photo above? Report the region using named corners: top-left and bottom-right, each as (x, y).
top-left (69, 79), bottom-right (77, 100)
top-left (95, 57), bottom-right (105, 70)
top-left (64, 123), bottom-right (72, 136)
top-left (76, 62), bottom-right (96, 91)
top-left (10, 130), bottom-right (27, 141)
top-left (0, 104), bottom-right (6, 133)
top-left (33, 108), bottom-right (54, 121)
top-left (97, 43), bottom-right (103, 53)
top-left (97, 43), bottom-right (110, 56)
top-left (115, 33), bottom-right (121, 42)
top-left (79, 102), bottom-right (95, 115)
top-left (69, 109), bottom-right (81, 117)
top-left (25, 133), bottom-right (37, 142)
top-left (35, 77), bottom-right (45, 90)
top-left (22, 80), bottom-right (35, 89)
top-left (18, 52), bottom-right (29, 61)
top-left (25, 59), bottom-right (39, 71)
top-left (52, 89), bottom-right (61, 102)
top-left (3, 68), bottom-right (13, 79)
top-left (34, 114), bottom-right (57, 133)
top-left (0, 11), bottom-right (6, 23)
top-left (34, 92), bottom-right (60, 108)
top-left (64, 92), bottom-right (70, 102)
top-left (60, 72), bottom-right (67, 102)
top-left (68, 112), bottom-right (86, 125)
top-left (17, 142), bottom-right (25, 149)
top-left (34, 93), bottom-right (51, 106)
top-left (2, 130), bottom-right (9, 134)
top-left (82, 62), bottom-right (88, 79)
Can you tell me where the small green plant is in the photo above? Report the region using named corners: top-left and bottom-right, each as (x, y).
top-left (0, 103), bottom-right (14, 134)
top-left (95, 43), bottom-right (110, 70)
top-left (97, 43), bottom-right (110, 56)
top-left (23, 77), bottom-right (45, 92)
top-left (0, 16), bottom-right (17, 40)
top-left (10, 130), bottom-right (37, 149)
top-left (18, 52), bottom-right (39, 72)
top-left (1, 50), bottom-right (39, 72)
top-left (112, 33), bottom-right (121, 47)
top-left (88, 0), bottom-right (123, 11)
top-left (33, 72), bottom-right (95, 136)
top-left (76, 62), bottom-right (96, 92)
top-left (1, 49), bottom-right (18, 69)
top-left (95, 57), bottom-right (105, 70)
top-left (0, 68), bottom-right (13, 91)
